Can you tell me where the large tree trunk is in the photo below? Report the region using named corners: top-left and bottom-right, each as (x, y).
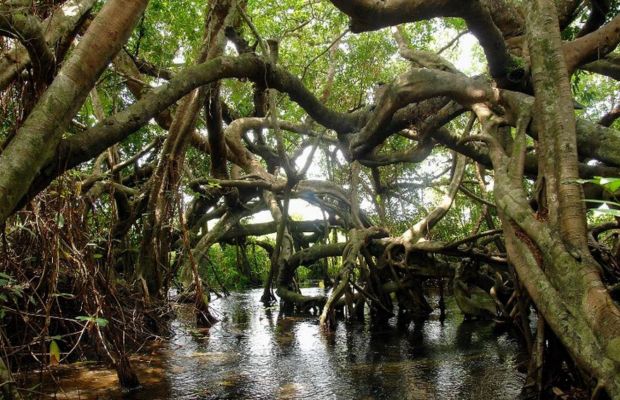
top-left (483, 0), bottom-right (620, 395)
top-left (0, 0), bottom-right (148, 224)
top-left (136, 0), bottom-right (240, 299)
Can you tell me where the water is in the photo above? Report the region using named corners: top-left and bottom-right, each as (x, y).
top-left (34, 288), bottom-right (526, 399)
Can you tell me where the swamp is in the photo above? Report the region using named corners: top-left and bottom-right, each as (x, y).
top-left (1, 0), bottom-right (620, 399)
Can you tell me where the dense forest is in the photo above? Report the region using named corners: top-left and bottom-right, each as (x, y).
top-left (1, 0), bottom-right (620, 398)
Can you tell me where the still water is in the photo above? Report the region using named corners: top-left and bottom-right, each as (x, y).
top-left (37, 288), bottom-right (525, 399)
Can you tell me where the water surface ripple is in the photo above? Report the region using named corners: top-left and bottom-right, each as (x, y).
top-left (39, 288), bottom-right (525, 399)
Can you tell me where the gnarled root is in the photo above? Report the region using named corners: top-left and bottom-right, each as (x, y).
top-left (196, 291), bottom-right (218, 328)
top-left (319, 227), bottom-right (387, 329)
top-left (116, 354), bottom-right (141, 392)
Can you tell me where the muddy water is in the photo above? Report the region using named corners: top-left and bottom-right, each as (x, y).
top-left (35, 288), bottom-right (525, 399)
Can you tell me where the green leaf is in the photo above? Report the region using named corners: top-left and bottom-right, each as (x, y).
top-left (578, 176), bottom-right (620, 194)
top-left (49, 340), bottom-right (61, 365)
top-left (76, 315), bottom-right (109, 327)
top-left (599, 177), bottom-right (620, 193)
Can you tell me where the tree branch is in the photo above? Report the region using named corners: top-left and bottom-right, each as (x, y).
top-left (0, 0), bottom-right (96, 91)
top-left (0, 6), bottom-right (55, 83)
top-left (564, 13), bottom-right (620, 73)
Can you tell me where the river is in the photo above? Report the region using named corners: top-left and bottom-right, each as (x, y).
top-left (34, 288), bottom-right (526, 399)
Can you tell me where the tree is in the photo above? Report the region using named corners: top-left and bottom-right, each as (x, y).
top-left (1, 0), bottom-right (620, 397)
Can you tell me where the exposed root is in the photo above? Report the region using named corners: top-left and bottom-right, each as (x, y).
top-left (319, 227), bottom-right (387, 329)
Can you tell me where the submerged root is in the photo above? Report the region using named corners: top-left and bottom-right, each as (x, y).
top-left (116, 354), bottom-right (141, 391)
top-left (319, 227), bottom-right (387, 329)
top-left (195, 290), bottom-right (218, 328)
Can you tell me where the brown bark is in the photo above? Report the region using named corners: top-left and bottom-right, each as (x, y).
top-left (476, 3), bottom-right (620, 386)
top-left (0, 5), bottom-right (56, 84)
top-left (137, 0), bottom-right (241, 298)
top-left (599, 103), bottom-right (620, 127)
top-left (329, 0), bottom-right (518, 79)
top-left (564, 13), bottom-right (620, 74)
top-left (319, 227), bottom-right (386, 328)
top-left (526, 0), bottom-right (587, 249)
top-left (0, 0), bottom-right (96, 91)
top-left (451, 7), bottom-right (620, 384)
top-left (0, 0), bottom-right (148, 224)
top-left (582, 53), bottom-right (620, 80)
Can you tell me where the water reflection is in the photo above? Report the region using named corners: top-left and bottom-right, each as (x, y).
top-left (35, 288), bottom-right (525, 399)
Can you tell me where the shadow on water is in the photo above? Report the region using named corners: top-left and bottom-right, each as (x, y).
top-left (32, 288), bottom-right (525, 399)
